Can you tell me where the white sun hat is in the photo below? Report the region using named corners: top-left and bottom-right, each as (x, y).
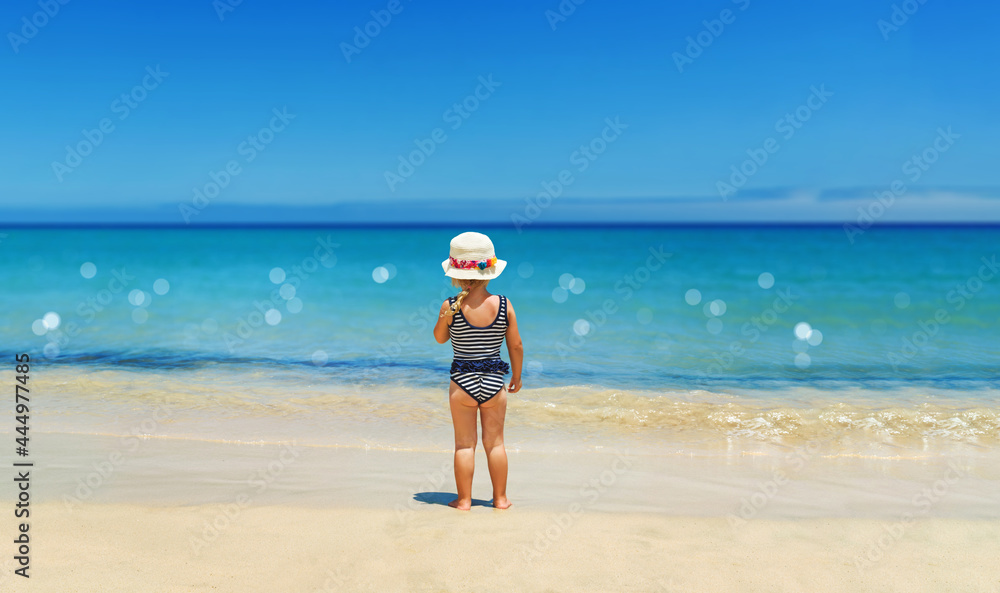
top-left (441, 231), bottom-right (507, 279)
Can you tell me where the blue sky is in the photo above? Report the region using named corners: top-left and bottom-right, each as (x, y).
top-left (1, 0), bottom-right (998, 221)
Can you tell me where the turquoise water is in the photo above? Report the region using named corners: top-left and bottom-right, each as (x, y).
top-left (2, 226), bottom-right (999, 391)
top-left (3, 226), bottom-right (999, 450)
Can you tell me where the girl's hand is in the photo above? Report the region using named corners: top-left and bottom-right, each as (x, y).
top-left (507, 377), bottom-right (521, 393)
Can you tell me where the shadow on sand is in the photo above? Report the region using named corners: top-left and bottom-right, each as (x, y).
top-left (413, 492), bottom-right (494, 508)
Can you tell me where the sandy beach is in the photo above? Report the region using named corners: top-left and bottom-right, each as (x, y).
top-left (3, 432), bottom-right (999, 591)
top-left (7, 502), bottom-right (999, 592)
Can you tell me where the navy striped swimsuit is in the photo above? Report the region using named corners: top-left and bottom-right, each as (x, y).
top-left (448, 294), bottom-right (511, 403)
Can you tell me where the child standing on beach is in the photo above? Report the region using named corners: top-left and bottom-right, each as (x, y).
top-left (433, 232), bottom-right (523, 510)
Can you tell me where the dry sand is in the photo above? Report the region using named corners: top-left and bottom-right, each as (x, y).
top-left (5, 503), bottom-right (998, 592)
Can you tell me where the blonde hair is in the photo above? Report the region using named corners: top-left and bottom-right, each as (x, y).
top-left (442, 278), bottom-right (489, 317)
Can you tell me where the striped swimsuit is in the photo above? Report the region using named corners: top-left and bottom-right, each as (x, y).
top-left (448, 294), bottom-right (511, 404)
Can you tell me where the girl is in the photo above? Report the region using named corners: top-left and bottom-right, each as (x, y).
top-left (433, 232), bottom-right (523, 510)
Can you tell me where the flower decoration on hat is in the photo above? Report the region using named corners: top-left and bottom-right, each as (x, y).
top-left (450, 255), bottom-right (498, 271)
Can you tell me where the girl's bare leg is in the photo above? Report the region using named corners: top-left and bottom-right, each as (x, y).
top-left (479, 387), bottom-right (511, 509)
top-left (448, 381), bottom-right (479, 510)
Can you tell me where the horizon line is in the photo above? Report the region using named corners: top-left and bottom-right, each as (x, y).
top-left (3, 222), bottom-right (1000, 230)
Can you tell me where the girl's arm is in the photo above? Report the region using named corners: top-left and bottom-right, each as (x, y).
top-left (433, 299), bottom-right (454, 344)
top-left (505, 300), bottom-right (524, 393)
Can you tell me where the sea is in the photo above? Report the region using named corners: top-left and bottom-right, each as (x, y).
top-left (2, 226), bottom-right (998, 457)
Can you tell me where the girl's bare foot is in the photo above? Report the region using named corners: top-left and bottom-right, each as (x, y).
top-left (448, 498), bottom-right (472, 510)
top-left (492, 496), bottom-right (512, 509)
